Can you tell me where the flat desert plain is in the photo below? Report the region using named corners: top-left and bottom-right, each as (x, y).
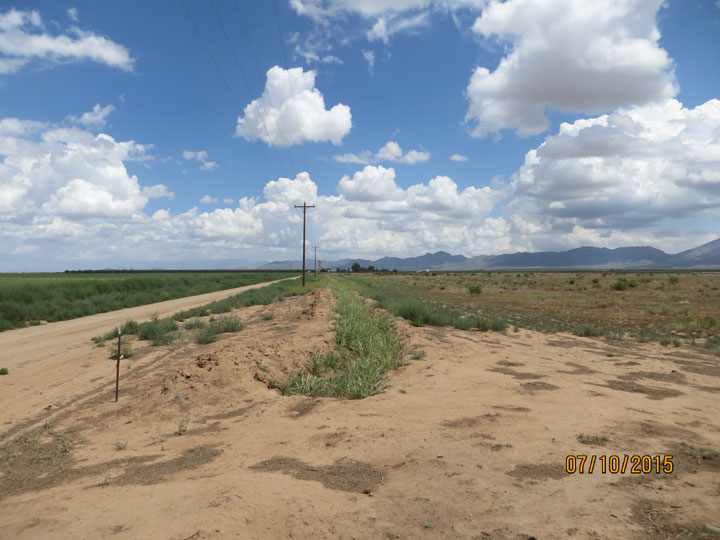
top-left (1, 286), bottom-right (719, 539)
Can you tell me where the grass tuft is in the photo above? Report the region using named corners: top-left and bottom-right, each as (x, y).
top-left (194, 315), bottom-right (244, 344)
top-left (273, 286), bottom-right (404, 399)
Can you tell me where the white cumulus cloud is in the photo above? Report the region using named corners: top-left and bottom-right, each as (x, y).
top-left (450, 153), bottom-right (469, 162)
top-left (199, 195), bottom-right (219, 204)
top-left (0, 117), bottom-right (168, 221)
top-left (338, 165), bottom-right (403, 202)
top-left (466, 0), bottom-right (677, 137)
top-left (335, 140), bottom-right (430, 165)
top-left (236, 66), bottom-right (351, 147)
top-left (68, 104), bottom-right (116, 129)
top-left (0, 8), bottom-right (134, 74)
top-left (506, 98), bottom-right (720, 246)
top-left (183, 150), bottom-right (218, 171)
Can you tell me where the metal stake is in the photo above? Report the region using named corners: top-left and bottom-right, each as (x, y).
top-left (115, 328), bottom-right (121, 402)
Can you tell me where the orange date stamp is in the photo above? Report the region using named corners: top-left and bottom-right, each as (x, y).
top-left (565, 455), bottom-right (673, 474)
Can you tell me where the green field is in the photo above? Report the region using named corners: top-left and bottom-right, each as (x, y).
top-left (0, 271), bottom-right (299, 331)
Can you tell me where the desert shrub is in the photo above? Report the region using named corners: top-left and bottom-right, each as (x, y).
top-left (195, 326), bottom-right (218, 344)
top-left (138, 316), bottom-right (178, 346)
top-left (452, 317), bottom-right (475, 330)
top-left (572, 325), bottom-right (605, 337)
top-left (195, 315), bottom-right (243, 344)
top-left (108, 343), bottom-right (133, 360)
top-left (669, 276), bottom-right (680, 284)
top-left (183, 318), bottom-right (206, 330)
top-left (0, 368), bottom-right (8, 375)
top-left (611, 280), bottom-right (629, 291)
top-left (476, 316), bottom-right (491, 331)
top-left (467, 284), bottom-right (483, 294)
top-left (212, 315), bottom-right (243, 333)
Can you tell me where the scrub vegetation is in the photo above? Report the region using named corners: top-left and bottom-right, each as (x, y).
top-left (342, 270), bottom-right (720, 351)
top-left (0, 271), bottom-right (299, 331)
top-left (91, 275), bottom-right (320, 346)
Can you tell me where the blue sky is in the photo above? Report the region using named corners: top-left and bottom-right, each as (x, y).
top-left (1, 0), bottom-right (719, 270)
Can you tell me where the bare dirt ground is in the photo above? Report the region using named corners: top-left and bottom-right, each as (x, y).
top-left (1, 286), bottom-right (719, 540)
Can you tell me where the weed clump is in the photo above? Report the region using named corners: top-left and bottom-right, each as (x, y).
top-left (108, 343), bottom-right (133, 360)
top-left (467, 284), bottom-right (482, 294)
top-left (0, 368), bottom-right (8, 375)
top-left (572, 325), bottom-right (605, 338)
top-left (195, 315), bottom-right (244, 344)
top-left (138, 316), bottom-right (178, 346)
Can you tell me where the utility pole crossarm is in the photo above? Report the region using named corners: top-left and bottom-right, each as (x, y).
top-left (294, 202), bottom-right (315, 287)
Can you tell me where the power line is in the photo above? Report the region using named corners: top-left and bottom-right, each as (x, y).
top-left (180, 0), bottom-right (280, 180)
top-left (273, 0), bottom-right (310, 174)
top-left (234, 0), bottom-right (299, 173)
top-left (208, 0), bottom-right (292, 177)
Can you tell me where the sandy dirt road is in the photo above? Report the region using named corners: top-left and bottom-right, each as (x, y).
top-left (1, 286), bottom-right (719, 539)
top-left (0, 276), bottom-right (298, 429)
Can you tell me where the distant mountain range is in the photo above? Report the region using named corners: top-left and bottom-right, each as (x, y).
top-left (260, 237), bottom-right (720, 271)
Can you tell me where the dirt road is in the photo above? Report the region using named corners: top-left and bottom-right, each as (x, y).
top-left (0, 276), bottom-right (298, 429)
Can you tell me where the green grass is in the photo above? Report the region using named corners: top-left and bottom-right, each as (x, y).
top-left (195, 315), bottom-right (244, 344)
top-left (272, 285), bottom-right (405, 399)
top-left (183, 318), bottom-right (206, 330)
top-left (572, 325), bottom-right (606, 337)
top-left (172, 278), bottom-right (309, 321)
top-left (92, 319), bottom-right (139, 344)
top-left (0, 271), bottom-right (297, 331)
top-left (133, 315), bottom-right (178, 346)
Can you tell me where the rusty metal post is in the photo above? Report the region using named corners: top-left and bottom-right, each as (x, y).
top-left (115, 328), bottom-right (121, 402)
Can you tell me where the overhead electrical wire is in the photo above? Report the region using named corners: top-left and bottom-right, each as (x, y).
top-left (272, 0), bottom-right (310, 174)
top-left (234, 0), bottom-right (300, 174)
top-left (208, 0), bottom-right (295, 176)
top-left (180, 0), bottom-right (283, 180)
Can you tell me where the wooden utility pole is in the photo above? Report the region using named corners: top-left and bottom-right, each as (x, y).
top-left (313, 245), bottom-right (318, 276)
top-left (294, 202), bottom-right (315, 287)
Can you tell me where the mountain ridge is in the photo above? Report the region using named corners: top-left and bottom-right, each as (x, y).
top-left (260, 238), bottom-right (720, 271)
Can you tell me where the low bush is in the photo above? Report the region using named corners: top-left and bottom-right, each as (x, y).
top-left (138, 316), bottom-right (178, 346)
top-left (467, 284), bottom-right (483, 294)
top-left (572, 325), bottom-right (605, 337)
top-left (195, 315), bottom-right (244, 344)
top-left (108, 344), bottom-right (133, 360)
top-left (183, 318), bottom-right (206, 330)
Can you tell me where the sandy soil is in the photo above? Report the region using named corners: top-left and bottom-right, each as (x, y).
top-left (1, 286), bottom-right (719, 540)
